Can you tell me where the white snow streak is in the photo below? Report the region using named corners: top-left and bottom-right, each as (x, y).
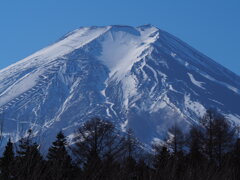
top-left (187, 73), bottom-right (205, 89)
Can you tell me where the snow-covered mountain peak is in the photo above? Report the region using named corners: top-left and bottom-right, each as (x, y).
top-left (0, 25), bottom-right (159, 73)
top-left (0, 25), bottom-right (161, 107)
top-left (98, 25), bottom-right (160, 78)
top-left (0, 25), bottom-right (239, 149)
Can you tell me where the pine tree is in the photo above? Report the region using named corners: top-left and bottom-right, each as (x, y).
top-left (201, 109), bottom-right (215, 162)
top-left (47, 131), bottom-right (75, 180)
top-left (0, 138), bottom-right (14, 180)
top-left (230, 138), bottom-right (240, 178)
top-left (124, 129), bottom-right (139, 158)
top-left (136, 158), bottom-right (150, 180)
top-left (152, 145), bottom-right (172, 179)
top-left (121, 156), bottom-right (137, 179)
top-left (14, 130), bottom-right (44, 180)
top-left (187, 126), bottom-right (204, 164)
top-left (212, 114), bottom-right (235, 166)
top-left (167, 124), bottom-right (186, 180)
top-left (185, 127), bottom-right (206, 180)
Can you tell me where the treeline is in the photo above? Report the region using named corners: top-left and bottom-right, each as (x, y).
top-left (0, 110), bottom-right (240, 180)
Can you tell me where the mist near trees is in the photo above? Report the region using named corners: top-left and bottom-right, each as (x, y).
top-left (0, 110), bottom-right (240, 180)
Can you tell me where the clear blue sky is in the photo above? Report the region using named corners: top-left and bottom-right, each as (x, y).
top-left (0, 0), bottom-right (239, 75)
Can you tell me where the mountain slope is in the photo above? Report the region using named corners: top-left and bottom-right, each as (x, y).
top-left (0, 25), bottom-right (239, 147)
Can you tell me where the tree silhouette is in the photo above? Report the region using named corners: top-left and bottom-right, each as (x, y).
top-left (201, 109), bottom-right (235, 165)
top-left (47, 131), bottom-right (75, 180)
top-left (168, 123), bottom-right (185, 155)
top-left (72, 118), bottom-right (125, 179)
top-left (0, 138), bottom-right (14, 180)
top-left (14, 130), bottom-right (44, 180)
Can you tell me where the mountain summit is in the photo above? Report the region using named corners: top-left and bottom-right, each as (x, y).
top-left (0, 25), bottom-right (240, 147)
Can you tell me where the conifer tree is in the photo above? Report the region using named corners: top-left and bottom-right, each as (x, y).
top-left (230, 138), bottom-right (240, 178)
top-left (136, 158), bottom-right (150, 180)
top-left (212, 114), bottom-right (235, 166)
top-left (124, 129), bottom-right (139, 158)
top-left (183, 127), bottom-right (206, 179)
top-left (14, 130), bottom-right (44, 180)
top-left (187, 126), bottom-right (204, 164)
top-left (201, 109), bottom-right (215, 162)
top-left (0, 138), bottom-right (14, 180)
top-left (121, 156), bottom-right (137, 179)
top-left (153, 145), bottom-right (170, 170)
top-left (153, 145), bottom-right (171, 179)
top-left (47, 131), bottom-right (74, 180)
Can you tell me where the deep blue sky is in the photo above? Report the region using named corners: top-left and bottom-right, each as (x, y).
top-left (0, 0), bottom-right (239, 75)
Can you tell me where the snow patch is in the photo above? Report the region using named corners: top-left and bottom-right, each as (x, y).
top-left (151, 137), bottom-right (165, 146)
top-left (187, 73), bottom-right (205, 89)
top-left (121, 74), bottom-right (138, 108)
top-left (184, 94), bottom-right (206, 117)
top-left (171, 52), bottom-right (177, 57)
top-left (99, 26), bottom-right (159, 79)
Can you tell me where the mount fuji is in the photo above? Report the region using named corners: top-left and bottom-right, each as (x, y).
top-left (0, 25), bottom-right (240, 148)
